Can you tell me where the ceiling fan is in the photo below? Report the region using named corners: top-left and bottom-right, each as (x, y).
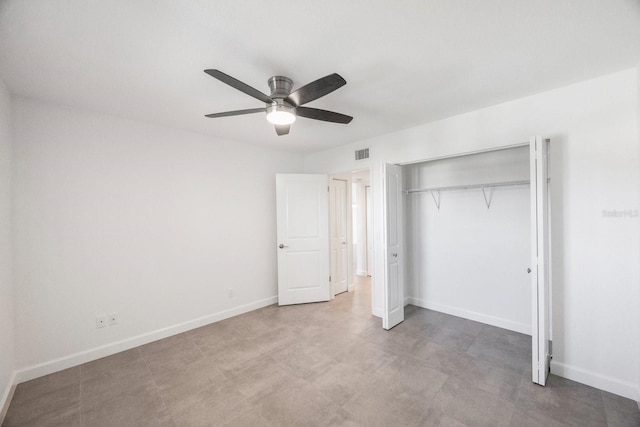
top-left (204, 69), bottom-right (353, 136)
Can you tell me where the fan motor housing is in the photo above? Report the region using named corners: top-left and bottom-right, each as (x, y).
top-left (268, 76), bottom-right (293, 99)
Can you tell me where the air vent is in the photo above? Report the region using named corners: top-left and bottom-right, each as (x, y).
top-left (355, 148), bottom-right (369, 160)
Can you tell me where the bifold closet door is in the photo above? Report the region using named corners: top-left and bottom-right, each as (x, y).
top-left (383, 163), bottom-right (404, 330)
top-left (530, 136), bottom-right (551, 385)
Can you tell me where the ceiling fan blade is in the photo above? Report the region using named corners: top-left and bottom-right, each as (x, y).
top-left (285, 73), bottom-right (346, 107)
top-left (204, 69), bottom-right (273, 104)
top-left (205, 108), bottom-right (264, 118)
top-left (275, 124), bottom-right (290, 136)
top-left (296, 107), bottom-right (353, 124)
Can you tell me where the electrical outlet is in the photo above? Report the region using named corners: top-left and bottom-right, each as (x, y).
top-left (109, 312), bottom-right (119, 326)
top-left (96, 315), bottom-right (108, 329)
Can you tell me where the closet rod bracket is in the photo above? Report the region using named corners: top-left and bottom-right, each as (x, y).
top-left (481, 186), bottom-right (492, 209)
top-left (430, 190), bottom-right (441, 210)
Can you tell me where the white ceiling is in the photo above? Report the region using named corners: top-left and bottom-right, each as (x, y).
top-left (1, 1), bottom-right (638, 153)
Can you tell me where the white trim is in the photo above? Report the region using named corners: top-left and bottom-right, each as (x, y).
top-left (0, 371), bottom-right (17, 425)
top-left (406, 297), bottom-right (531, 335)
top-left (372, 307), bottom-right (383, 318)
top-left (397, 142), bottom-right (530, 166)
top-left (15, 296), bottom-right (277, 384)
top-left (550, 360), bottom-right (640, 402)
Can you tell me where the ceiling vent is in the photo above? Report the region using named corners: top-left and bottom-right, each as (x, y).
top-left (355, 148), bottom-right (369, 160)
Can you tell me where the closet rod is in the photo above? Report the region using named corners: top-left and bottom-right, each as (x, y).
top-left (405, 179), bottom-right (530, 194)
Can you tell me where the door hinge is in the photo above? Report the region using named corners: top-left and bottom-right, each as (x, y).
top-left (328, 186), bottom-right (330, 192)
top-left (329, 276), bottom-right (331, 282)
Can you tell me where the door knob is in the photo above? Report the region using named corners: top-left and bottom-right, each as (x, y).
top-left (392, 253), bottom-right (398, 257)
top-left (279, 244), bottom-right (288, 249)
top-left (527, 268), bottom-right (531, 273)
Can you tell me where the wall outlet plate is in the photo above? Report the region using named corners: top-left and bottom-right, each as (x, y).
top-left (96, 315), bottom-right (108, 328)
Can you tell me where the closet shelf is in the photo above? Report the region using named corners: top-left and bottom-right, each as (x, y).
top-left (404, 179), bottom-right (530, 210)
top-left (404, 179), bottom-right (530, 194)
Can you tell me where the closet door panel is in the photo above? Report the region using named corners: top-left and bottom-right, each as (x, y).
top-left (383, 163), bottom-right (404, 330)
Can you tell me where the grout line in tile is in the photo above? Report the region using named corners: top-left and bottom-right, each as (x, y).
top-left (78, 375), bottom-right (82, 427)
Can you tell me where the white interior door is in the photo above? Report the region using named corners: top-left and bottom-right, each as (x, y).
top-left (383, 163), bottom-right (404, 330)
top-left (330, 179), bottom-right (348, 295)
top-left (530, 136), bottom-right (551, 385)
top-left (276, 174), bottom-right (330, 305)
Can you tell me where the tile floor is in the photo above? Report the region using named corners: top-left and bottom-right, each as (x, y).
top-left (3, 278), bottom-right (639, 426)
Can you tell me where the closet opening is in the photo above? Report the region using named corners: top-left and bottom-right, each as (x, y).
top-left (403, 145), bottom-right (532, 335)
top-left (382, 138), bottom-right (551, 385)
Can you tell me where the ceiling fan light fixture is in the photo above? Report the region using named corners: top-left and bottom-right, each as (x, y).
top-left (204, 70), bottom-right (352, 135)
top-left (266, 104), bottom-right (296, 125)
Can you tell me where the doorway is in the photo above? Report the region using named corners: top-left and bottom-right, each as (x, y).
top-left (351, 170), bottom-right (371, 281)
top-left (329, 169), bottom-right (372, 301)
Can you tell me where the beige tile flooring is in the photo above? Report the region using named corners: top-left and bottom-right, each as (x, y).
top-left (3, 277), bottom-right (640, 426)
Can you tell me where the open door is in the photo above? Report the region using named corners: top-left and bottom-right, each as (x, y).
top-left (276, 174), bottom-right (331, 305)
top-left (330, 178), bottom-right (349, 295)
top-left (530, 136), bottom-right (551, 385)
top-left (383, 163), bottom-right (404, 330)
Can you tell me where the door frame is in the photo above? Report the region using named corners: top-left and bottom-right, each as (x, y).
top-left (380, 139), bottom-right (551, 385)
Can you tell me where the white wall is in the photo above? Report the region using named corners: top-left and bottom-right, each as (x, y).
top-left (404, 147), bottom-right (531, 334)
top-left (0, 79), bottom-right (16, 418)
top-left (303, 69), bottom-right (640, 401)
top-left (12, 97), bottom-right (304, 379)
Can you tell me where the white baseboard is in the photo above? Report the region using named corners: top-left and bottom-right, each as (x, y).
top-left (356, 270), bottom-right (368, 276)
top-left (0, 370), bottom-right (17, 425)
top-left (15, 296), bottom-right (277, 384)
top-left (406, 296), bottom-right (531, 335)
top-left (551, 360), bottom-right (640, 402)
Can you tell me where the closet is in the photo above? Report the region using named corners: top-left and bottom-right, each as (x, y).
top-left (402, 145), bottom-right (532, 335)
top-left (381, 137), bottom-right (550, 384)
